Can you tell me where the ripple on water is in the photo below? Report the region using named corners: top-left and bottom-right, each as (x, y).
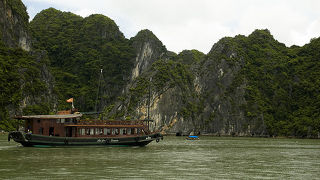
top-left (1, 136), bottom-right (320, 179)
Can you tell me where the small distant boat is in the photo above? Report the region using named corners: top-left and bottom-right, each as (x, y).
top-left (186, 135), bottom-right (199, 140)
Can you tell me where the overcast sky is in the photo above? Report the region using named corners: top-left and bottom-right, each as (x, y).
top-left (22, 0), bottom-right (320, 54)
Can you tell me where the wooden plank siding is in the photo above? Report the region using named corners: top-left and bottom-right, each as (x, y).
top-left (20, 115), bottom-right (149, 138)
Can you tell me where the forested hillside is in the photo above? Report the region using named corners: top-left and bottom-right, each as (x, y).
top-left (209, 30), bottom-right (320, 137)
top-left (30, 8), bottom-right (135, 111)
top-left (107, 29), bottom-right (320, 138)
top-left (0, 0), bottom-right (54, 130)
top-left (0, 0), bottom-right (319, 137)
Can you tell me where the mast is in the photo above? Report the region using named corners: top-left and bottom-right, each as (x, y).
top-left (95, 68), bottom-right (103, 115)
top-left (147, 77), bottom-right (152, 130)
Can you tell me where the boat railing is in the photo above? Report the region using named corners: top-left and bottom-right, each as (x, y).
top-left (76, 119), bottom-right (144, 126)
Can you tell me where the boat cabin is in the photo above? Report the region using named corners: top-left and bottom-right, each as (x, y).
top-left (14, 114), bottom-right (151, 138)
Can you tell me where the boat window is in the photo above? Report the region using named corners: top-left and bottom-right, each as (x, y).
top-left (39, 128), bottom-right (43, 135)
top-left (115, 128), bottom-right (119, 135)
top-left (123, 128), bottom-right (127, 135)
top-left (49, 127), bottom-right (54, 136)
top-left (61, 118), bottom-right (65, 123)
top-left (112, 128), bottom-right (115, 135)
top-left (86, 128), bottom-right (90, 135)
top-left (99, 128), bottom-right (103, 135)
top-left (131, 128), bottom-right (135, 134)
top-left (65, 118), bottom-right (70, 123)
top-left (107, 128), bottom-right (111, 135)
top-left (81, 128), bottom-right (85, 135)
top-left (137, 128), bottom-right (141, 134)
top-left (104, 128), bottom-right (108, 135)
top-left (127, 128), bottom-right (131, 134)
top-left (90, 128), bottom-right (94, 135)
top-left (56, 119), bottom-right (60, 123)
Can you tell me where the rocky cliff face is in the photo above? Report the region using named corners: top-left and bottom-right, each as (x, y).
top-left (0, 0), bottom-right (56, 118)
top-left (109, 30), bottom-right (205, 134)
top-left (21, 5), bottom-right (253, 136)
top-left (1, 0), bottom-right (318, 136)
top-left (99, 27), bottom-right (319, 137)
top-left (194, 38), bottom-right (248, 136)
top-left (111, 31), bottom-right (273, 136)
top-left (0, 0), bottom-right (31, 51)
top-left (19, 50), bottom-right (57, 113)
top-left (140, 45), bottom-right (248, 136)
top-left (130, 29), bottom-right (169, 80)
top-left (29, 8), bottom-right (136, 112)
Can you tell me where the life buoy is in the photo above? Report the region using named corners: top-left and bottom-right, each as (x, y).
top-left (156, 138), bottom-right (160, 143)
top-left (26, 134), bottom-right (32, 140)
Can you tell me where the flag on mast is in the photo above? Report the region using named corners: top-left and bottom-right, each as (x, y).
top-left (66, 98), bottom-right (73, 103)
top-left (66, 98), bottom-right (75, 109)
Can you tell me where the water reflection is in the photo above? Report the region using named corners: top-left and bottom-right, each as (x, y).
top-left (1, 135), bottom-right (320, 179)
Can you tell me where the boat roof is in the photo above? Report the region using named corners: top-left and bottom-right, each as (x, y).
top-left (15, 113), bottom-right (82, 120)
top-left (65, 124), bottom-right (144, 128)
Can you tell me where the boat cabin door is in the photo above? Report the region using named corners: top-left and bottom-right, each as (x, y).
top-left (66, 127), bottom-right (73, 137)
top-left (49, 127), bottom-right (54, 136)
top-left (25, 120), bottom-right (33, 133)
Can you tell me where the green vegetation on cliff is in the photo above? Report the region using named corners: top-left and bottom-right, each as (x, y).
top-left (107, 49), bottom-right (203, 123)
top-left (30, 8), bottom-right (135, 111)
top-left (6, 0), bottom-right (29, 26)
top-left (218, 29), bottom-right (320, 137)
top-left (289, 37), bottom-right (320, 137)
top-left (0, 42), bottom-right (49, 130)
top-left (1, 1), bottom-right (320, 137)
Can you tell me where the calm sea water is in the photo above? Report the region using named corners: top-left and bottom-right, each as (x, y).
top-left (0, 134), bottom-right (320, 179)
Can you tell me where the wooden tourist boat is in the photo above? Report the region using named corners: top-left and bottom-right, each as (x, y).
top-left (8, 111), bottom-right (163, 147)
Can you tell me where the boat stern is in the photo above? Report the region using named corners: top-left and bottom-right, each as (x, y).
top-left (8, 131), bottom-right (29, 146)
top-left (152, 132), bottom-right (164, 143)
